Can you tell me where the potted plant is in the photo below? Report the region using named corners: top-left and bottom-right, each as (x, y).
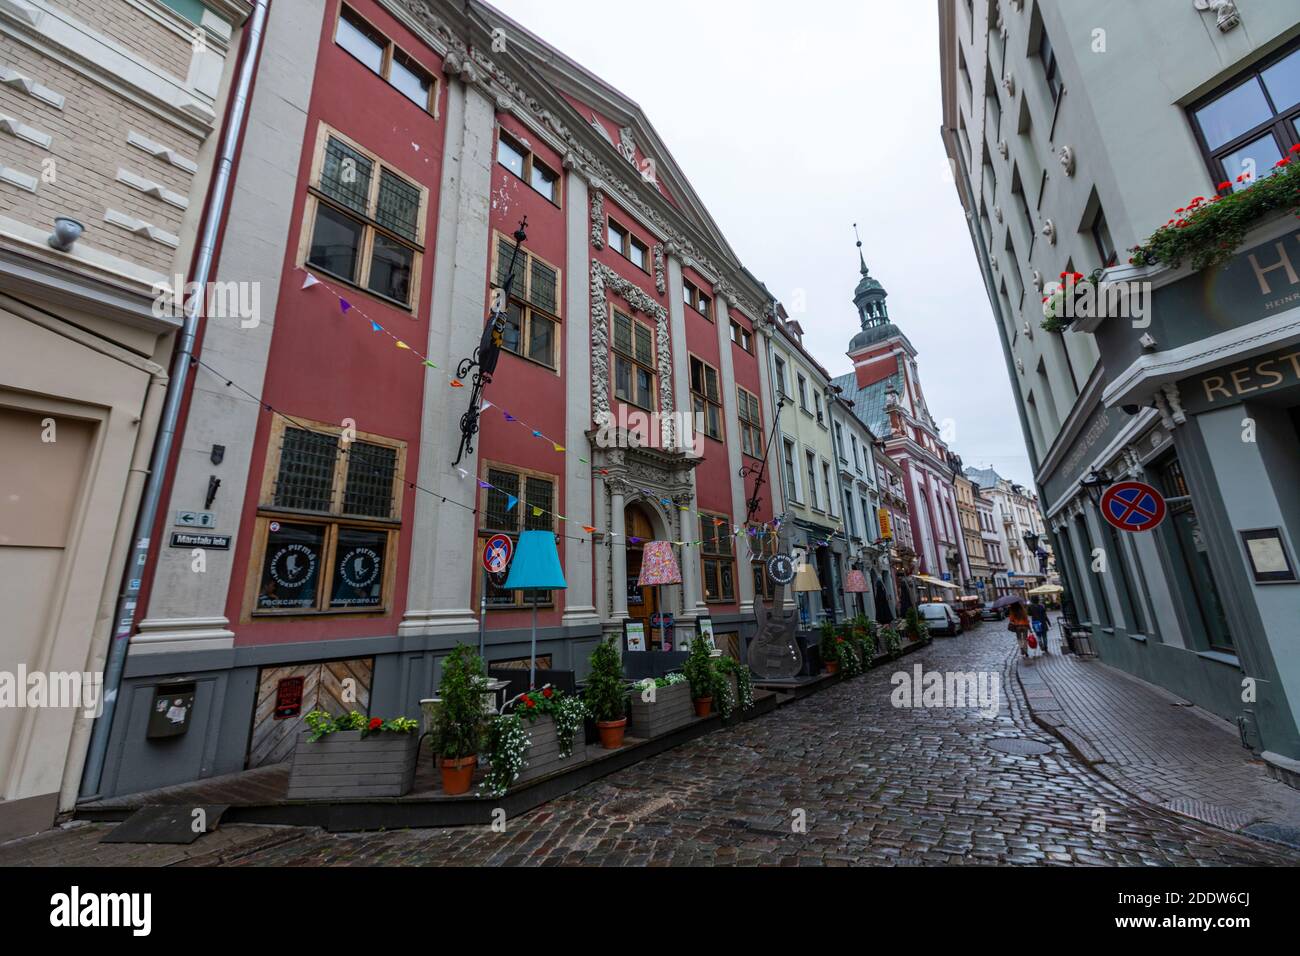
top-left (854, 617), bottom-right (878, 667)
top-left (585, 637), bottom-right (628, 748)
top-left (905, 607), bottom-right (924, 643)
top-left (682, 635), bottom-right (715, 716)
top-left (288, 710), bottom-right (420, 799)
top-left (818, 621), bottom-right (839, 675)
top-left (434, 644), bottom-right (486, 795)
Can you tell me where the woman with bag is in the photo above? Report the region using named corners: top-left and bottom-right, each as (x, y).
top-left (1007, 601), bottom-right (1032, 659)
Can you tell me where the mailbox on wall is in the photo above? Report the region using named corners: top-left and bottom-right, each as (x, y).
top-left (147, 683), bottom-right (195, 739)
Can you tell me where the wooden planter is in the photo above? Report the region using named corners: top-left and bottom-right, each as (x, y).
top-left (514, 714), bottom-right (588, 786)
top-left (287, 730), bottom-right (418, 800)
top-left (627, 680), bottom-right (694, 739)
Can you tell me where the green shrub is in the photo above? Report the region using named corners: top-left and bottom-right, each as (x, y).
top-left (435, 644), bottom-right (485, 759)
top-left (584, 637), bottom-right (627, 723)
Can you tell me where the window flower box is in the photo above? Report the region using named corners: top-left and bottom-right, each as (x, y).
top-left (627, 677), bottom-right (694, 738)
top-left (287, 730), bottom-right (418, 800)
top-left (514, 714), bottom-right (588, 785)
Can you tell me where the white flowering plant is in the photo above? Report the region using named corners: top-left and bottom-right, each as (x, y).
top-left (479, 713), bottom-right (531, 798)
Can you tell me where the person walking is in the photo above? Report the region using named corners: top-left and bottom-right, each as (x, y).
top-left (1028, 596), bottom-right (1050, 655)
top-left (1008, 601), bottom-right (1032, 659)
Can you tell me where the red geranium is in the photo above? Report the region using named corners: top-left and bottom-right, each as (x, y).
top-left (542, 687), bottom-right (553, 699)
top-left (1275, 157), bottom-right (1291, 168)
top-left (1290, 143), bottom-right (1300, 154)
top-left (369, 717), bottom-right (383, 730)
top-left (524, 696), bottom-right (536, 709)
top-left (1217, 181), bottom-right (1231, 191)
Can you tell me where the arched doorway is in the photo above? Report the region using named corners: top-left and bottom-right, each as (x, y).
top-left (624, 501), bottom-right (671, 649)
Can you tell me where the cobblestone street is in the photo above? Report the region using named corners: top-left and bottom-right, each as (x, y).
top-left (8, 626), bottom-right (1291, 868)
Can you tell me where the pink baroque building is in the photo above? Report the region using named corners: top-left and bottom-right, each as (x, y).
top-left (834, 253), bottom-right (970, 599)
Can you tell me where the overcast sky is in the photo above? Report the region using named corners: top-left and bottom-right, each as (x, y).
top-left (492, 0), bottom-right (1035, 487)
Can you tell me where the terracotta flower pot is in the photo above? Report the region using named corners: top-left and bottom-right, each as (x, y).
top-left (826, 661), bottom-right (840, 675)
top-left (596, 718), bottom-right (627, 750)
top-left (440, 754), bottom-right (477, 795)
top-left (693, 696), bottom-right (713, 718)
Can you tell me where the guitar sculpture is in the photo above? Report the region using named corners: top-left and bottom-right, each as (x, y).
top-left (747, 526), bottom-right (803, 679)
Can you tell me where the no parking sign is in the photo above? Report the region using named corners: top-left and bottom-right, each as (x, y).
top-left (1100, 481), bottom-right (1167, 533)
top-left (483, 534), bottom-right (513, 575)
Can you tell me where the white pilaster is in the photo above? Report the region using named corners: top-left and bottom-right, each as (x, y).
top-left (716, 298), bottom-right (753, 612)
top-left (561, 169), bottom-right (598, 627)
top-left (665, 251), bottom-right (702, 618)
top-left (400, 76), bottom-right (496, 638)
top-left (133, 0), bottom-right (326, 652)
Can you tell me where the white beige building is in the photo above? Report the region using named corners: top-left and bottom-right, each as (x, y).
top-left (940, 0), bottom-right (1300, 777)
top-left (0, 0), bottom-right (252, 841)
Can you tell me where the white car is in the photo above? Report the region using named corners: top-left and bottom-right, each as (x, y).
top-left (918, 602), bottom-right (963, 636)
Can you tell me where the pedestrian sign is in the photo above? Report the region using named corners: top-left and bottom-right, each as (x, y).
top-left (483, 534), bottom-right (513, 574)
top-left (1100, 481), bottom-right (1167, 533)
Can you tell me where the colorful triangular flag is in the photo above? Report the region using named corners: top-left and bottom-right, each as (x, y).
top-left (552, 443), bottom-right (565, 453)
top-left (341, 299), bottom-right (353, 314)
top-left (423, 360), bottom-right (438, 369)
top-left (506, 494), bottom-right (518, 512)
top-left (532, 506), bottom-right (543, 517)
top-left (395, 341), bottom-right (410, 350)
top-left (302, 273), bottom-right (320, 290)
top-left (450, 380), bottom-right (464, 388)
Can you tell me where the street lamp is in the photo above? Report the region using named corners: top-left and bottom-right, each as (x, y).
top-left (1079, 467), bottom-right (1111, 508)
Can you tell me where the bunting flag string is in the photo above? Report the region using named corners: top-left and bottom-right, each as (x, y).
top-left (276, 270), bottom-right (805, 550)
top-left (192, 353), bottom-right (791, 554)
top-left (299, 268), bottom-right (580, 468)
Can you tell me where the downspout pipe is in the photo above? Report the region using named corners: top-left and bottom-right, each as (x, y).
top-left (79, 0), bottom-right (272, 799)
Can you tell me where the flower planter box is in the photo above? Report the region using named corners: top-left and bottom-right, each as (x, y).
top-left (286, 730), bottom-right (418, 800)
top-left (627, 680), bottom-right (694, 739)
top-left (514, 714), bottom-right (587, 785)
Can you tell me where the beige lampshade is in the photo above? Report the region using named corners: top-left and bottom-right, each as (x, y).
top-left (793, 563), bottom-right (822, 592)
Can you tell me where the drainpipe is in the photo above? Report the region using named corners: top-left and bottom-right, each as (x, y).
top-left (79, 0), bottom-right (272, 799)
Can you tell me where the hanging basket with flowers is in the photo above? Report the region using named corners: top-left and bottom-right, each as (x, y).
top-left (1040, 270), bottom-right (1101, 333)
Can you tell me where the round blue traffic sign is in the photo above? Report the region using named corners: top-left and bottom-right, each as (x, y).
top-left (1100, 481), bottom-right (1167, 533)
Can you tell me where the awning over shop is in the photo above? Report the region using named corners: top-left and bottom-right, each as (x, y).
top-left (1027, 584), bottom-right (1064, 595)
top-left (913, 574), bottom-right (959, 590)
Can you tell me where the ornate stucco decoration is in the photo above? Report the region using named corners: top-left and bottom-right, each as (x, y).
top-left (1015, 358), bottom-right (1024, 375)
top-left (590, 260), bottom-right (674, 440)
top-left (996, 140), bottom-right (1008, 159)
top-left (1031, 268), bottom-right (1044, 292)
top-left (1041, 218), bottom-right (1056, 244)
top-left (1194, 0), bottom-right (1240, 31)
top-left (617, 126), bottom-right (637, 165)
top-left (1058, 145), bottom-right (1075, 176)
top-left (590, 187), bottom-right (605, 249)
top-left (990, 255), bottom-right (999, 272)
top-left (653, 243), bottom-right (666, 295)
top-left (1009, 0), bottom-right (1024, 12)
top-left (1022, 321), bottom-right (1034, 340)
top-left (1002, 72), bottom-right (1016, 97)
top-left (993, 205), bottom-right (1003, 223)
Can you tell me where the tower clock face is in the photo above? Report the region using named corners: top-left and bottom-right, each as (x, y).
top-left (767, 553), bottom-right (795, 586)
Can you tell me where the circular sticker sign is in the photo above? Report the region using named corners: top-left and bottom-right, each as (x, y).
top-left (1100, 481), bottom-right (1167, 533)
top-left (767, 553), bottom-right (796, 586)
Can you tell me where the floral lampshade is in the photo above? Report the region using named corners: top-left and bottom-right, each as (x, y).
top-left (843, 569), bottom-right (869, 593)
top-left (637, 541), bottom-right (682, 586)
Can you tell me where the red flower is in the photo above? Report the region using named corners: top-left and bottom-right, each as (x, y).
top-left (524, 697), bottom-right (536, 709)
top-left (1217, 181), bottom-right (1231, 191)
top-left (1275, 157), bottom-right (1291, 168)
top-left (836, 637), bottom-right (845, 643)
top-left (1289, 143), bottom-right (1300, 154)
top-left (1175, 208), bottom-right (1184, 213)
top-left (542, 687), bottom-right (553, 698)
top-left (368, 717), bottom-right (383, 730)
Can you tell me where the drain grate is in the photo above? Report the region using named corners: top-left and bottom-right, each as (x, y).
top-left (597, 794), bottom-right (674, 822)
top-left (987, 737), bottom-right (1053, 756)
top-left (1157, 798), bottom-right (1255, 832)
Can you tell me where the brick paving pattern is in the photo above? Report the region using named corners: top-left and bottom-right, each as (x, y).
top-left (1020, 617), bottom-right (1300, 837)
top-left (2, 626), bottom-right (1296, 867)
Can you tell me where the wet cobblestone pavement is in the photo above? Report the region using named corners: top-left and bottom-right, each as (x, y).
top-left (212, 628), bottom-right (1298, 867)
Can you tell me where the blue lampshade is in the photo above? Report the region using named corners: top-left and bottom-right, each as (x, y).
top-left (502, 530), bottom-right (568, 590)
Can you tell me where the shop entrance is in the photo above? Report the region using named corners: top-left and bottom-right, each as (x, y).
top-left (624, 502), bottom-right (672, 649)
